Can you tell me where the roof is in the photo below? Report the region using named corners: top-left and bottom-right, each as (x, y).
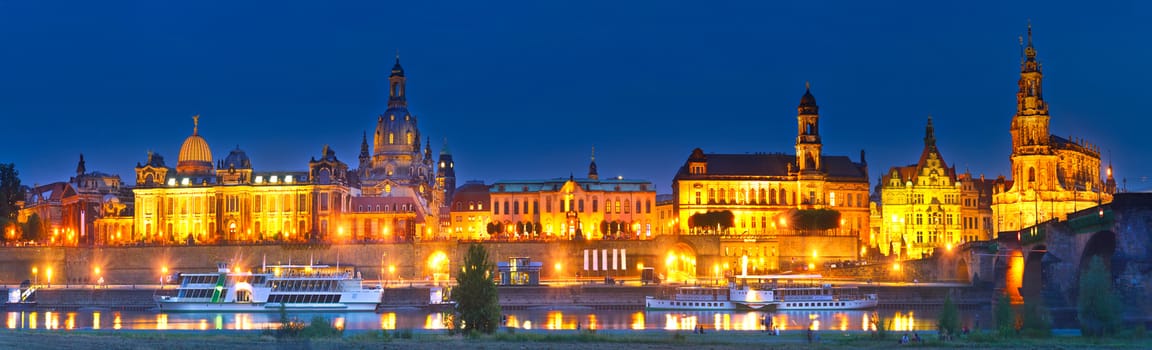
top-left (675, 153), bottom-right (867, 179)
top-left (490, 177), bottom-right (654, 193)
top-left (25, 182), bottom-right (68, 204)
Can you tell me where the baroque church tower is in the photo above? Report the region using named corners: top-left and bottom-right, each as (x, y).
top-left (992, 24), bottom-right (1115, 232)
top-left (360, 55), bottom-right (435, 202)
top-left (795, 83), bottom-right (822, 174)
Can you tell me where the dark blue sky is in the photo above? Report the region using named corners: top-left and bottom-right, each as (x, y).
top-left (2, 1), bottom-right (1150, 193)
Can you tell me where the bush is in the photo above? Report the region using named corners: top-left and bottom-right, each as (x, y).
top-left (1078, 255), bottom-right (1122, 338)
top-left (1020, 298), bottom-right (1052, 338)
top-left (300, 316), bottom-right (342, 338)
top-left (937, 293), bottom-right (960, 339)
top-left (872, 313), bottom-right (889, 340)
top-left (994, 294), bottom-right (1014, 338)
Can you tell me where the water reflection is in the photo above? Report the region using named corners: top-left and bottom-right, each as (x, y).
top-left (1, 308), bottom-right (986, 332)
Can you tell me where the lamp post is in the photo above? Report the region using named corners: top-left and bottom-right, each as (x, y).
top-left (161, 266), bottom-right (168, 289)
top-left (94, 266), bottom-right (102, 289)
top-left (45, 267), bottom-right (53, 288)
top-left (32, 267), bottom-right (38, 286)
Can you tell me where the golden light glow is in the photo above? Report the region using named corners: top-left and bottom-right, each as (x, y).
top-left (630, 311), bottom-right (646, 330)
top-left (380, 313), bottom-right (396, 330)
top-left (892, 262), bottom-right (901, 271)
top-left (554, 262), bottom-right (562, 272)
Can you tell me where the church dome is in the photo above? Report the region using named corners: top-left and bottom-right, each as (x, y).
top-left (177, 116), bottom-right (214, 176)
top-left (221, 146), bottom-right (251, 169)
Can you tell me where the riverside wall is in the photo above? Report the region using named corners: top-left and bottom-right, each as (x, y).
top-left (0, 236), bottom-right (835, 285)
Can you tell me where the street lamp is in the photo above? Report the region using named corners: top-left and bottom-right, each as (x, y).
top-left (32, 267), bottom-right (38, 286)
top-left (161, 266), bottom-right (169, 289)
top-left (94, 266), bottom-right (102, 289)
top-left (46, 267), bottom-right (53, 288)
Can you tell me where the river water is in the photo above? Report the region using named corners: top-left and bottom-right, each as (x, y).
top-left (4, 308), bottom-right (991, 332)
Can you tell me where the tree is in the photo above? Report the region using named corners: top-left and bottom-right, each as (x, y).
top-left (1078, 255), bottom-right (1121, 337)
top-left (451, 244), bottom-right (500, 334)
top-left (790, 209), bottom-right (841, 231)
top-left (937, 293), bottom-right (960, 339)
top-left (994, 294), bottom-right (1014, 338)
top-left (0, 163), bottom-right (21, 240)
top-left (1020, 297), bottom-right (1052, 337)
top-left (22, 213), bottom-right (41, 242)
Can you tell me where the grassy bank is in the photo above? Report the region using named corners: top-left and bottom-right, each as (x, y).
top-left (2, 328), bottom-right (1150, 350)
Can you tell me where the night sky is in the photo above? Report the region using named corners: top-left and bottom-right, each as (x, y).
top-left (2, 1), bottom-right (1150, 193)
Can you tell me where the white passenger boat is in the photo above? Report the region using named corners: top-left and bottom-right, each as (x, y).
top-left (156, 262), bottom-right (382, 312)
top-left (768, 275), bottom-right (878, 310)
top-left (645, 277), bottom-right (775, 311)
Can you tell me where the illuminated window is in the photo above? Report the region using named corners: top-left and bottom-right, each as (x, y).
top-left (389, 133), bottom-right (395, 144)
top-left (694, 192), bottom-right (700, 205)
top-left (407, 132), bottom-right (412, 145)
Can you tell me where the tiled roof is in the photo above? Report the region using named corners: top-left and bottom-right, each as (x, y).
top-left (675, 153), bottom-right (867, 179)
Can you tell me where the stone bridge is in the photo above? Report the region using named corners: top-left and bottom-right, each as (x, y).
top-left (936, 193), bottom-right (1152, 327)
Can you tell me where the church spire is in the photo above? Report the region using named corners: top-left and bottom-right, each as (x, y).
top-left (924, 115), bottom-right (936, 147)
top-left (588, 146), bottom-right (599, 180)
top-left (796, 83), bottom-right (822, 172)
top-left (76, 153), bottom-right (86, 176)
top-left (1011, 22), bottom-right (1050, 152)
top-left (388, 52), bottom-right (407, 108)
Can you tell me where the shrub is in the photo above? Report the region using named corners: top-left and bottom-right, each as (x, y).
top-left (300, 316), bottom-right (342, 338)
top-left (937, 293), bottom-right (960, 339)
top-left (994, 294), bottom-right (1014, 338)
top-left (1078, 255), bottom-right (1122, 338)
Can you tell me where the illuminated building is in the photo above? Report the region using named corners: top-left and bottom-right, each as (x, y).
top-left (876, 117), bottom-right (994, 259)
top-left (353, 56), bottom-right (445, 240)
top-left (991, 25), bottom-right (1115, 232)
top-left (127, 119), bottom-right (351, 244)
top-left (488, 154), bottom-right (657, 240)
top-left (88, 57), bottom-right (452, 245)
top-left (22, 155), bottom-right (130, 246)
top-left (671, 86), bottom-right (870, 237)
top-left (671, 85), bottom-right (870, 269)
top-left (448, 181), bottom-right (491, 240)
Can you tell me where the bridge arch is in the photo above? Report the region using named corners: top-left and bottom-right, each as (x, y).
top-left (663, 242), bottom-right (697, 282)
top-left (955, 257), bottom-right (970, 283)
top-left (1021, 244), bottom-right (1047, 303)
top-left (1076, 230), bottom-right (1116, 300)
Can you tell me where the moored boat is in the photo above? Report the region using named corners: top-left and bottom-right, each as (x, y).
top-left (156, 262), bottom-right (382, 312)
top-left (767, 275), bottom-right (878, 310)
top-left (645, 277), bottom-right (775, 311)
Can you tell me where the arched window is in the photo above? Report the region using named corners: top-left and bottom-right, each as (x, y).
top-left (406, 131), bottom-right (413, 145)
top-left (389, 133), bottom-right (395, 144)
top-left (1028, 167), bottom-right (1036, 182)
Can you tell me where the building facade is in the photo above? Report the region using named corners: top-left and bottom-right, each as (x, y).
top-left (672, 87), bottom-right (870, 237)
top-left (487, 157), bottom-right (657, 240)
top-left (991, 26), bottom-right (1115, 232)
top-left (448, 181), bottom-right (491, 240)
top-left (876, 118), bottom-right (994, 259)
top-left (89, 58), bottom-right (453, 245)
top-left (671, 86), bottom-right (870, 271)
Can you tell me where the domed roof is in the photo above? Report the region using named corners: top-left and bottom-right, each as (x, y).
top-left (177, 115), bottom-right (214, 175)
top-left (179, 133), bottom-right (212, 164)
top-left (222, 145), bottom-right (251, 169)
top-left (799, 86), bottom-right (817, 107)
